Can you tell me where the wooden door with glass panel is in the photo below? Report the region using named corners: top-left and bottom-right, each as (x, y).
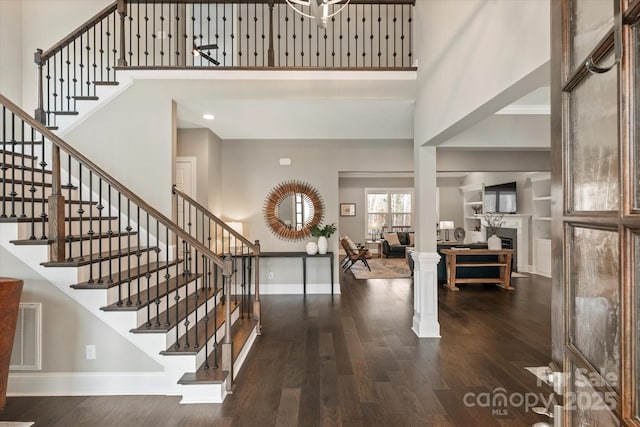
top-left (554, 0), bottom-right (640, 425)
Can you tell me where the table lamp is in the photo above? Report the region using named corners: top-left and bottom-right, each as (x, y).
top-left (439, 220), bottom-right (455, 241)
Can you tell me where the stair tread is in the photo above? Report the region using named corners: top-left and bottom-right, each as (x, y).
top-left (41, 245), bottom-right (156, 267)
top-left (51, 111), bottom-right (79, 116)
top-left (0, 178), bottom-right (52, 187)
top-left (0, 215), bottom-right (117, 223)
top-left (0, 164), bottom-right (52, 174)
top-left (0, 196), bottom-right (95, 204)
top-left (73, 96), bottom-right (99, 101)
top-left (130, 285), bottom-right (221, 334)
top-left (161, 299), bottom-right (236, 356)
top-left (101, 272), bottom-right (201, 309)
top-left (0, 150), bottom-right (37, 160)
top-left (10, 230), bottom-right (137, 246)
top-left (178, 317), bottom-right (257, 384)
top-left (72, 259), bottom-right (182, 289)
top-left (93, 81), bottom-right (119, 86)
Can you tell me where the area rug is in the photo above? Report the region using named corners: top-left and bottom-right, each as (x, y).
top-left (349, 258), bottom-right (412, 279)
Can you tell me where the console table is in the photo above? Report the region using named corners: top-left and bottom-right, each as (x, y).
top-left (440, 248), bottom-right (515, 291)
top-left (260, 251), bottom-right (335, 295)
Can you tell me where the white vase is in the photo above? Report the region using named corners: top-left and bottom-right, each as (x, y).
top-left (488, 234), bottom-right (502, 250)
top-left (306, 241), bottom-right (318, 255)
top-left (317, 236), bottom-right (328, 254)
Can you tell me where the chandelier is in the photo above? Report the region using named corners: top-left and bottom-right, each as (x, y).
top-left (284, 0), bottom-right (351, 29)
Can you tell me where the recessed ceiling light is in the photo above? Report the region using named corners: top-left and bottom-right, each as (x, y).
top-left (203, 114), bottom-right (215, 120)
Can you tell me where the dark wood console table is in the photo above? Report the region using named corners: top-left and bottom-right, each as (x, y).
top-left (260, 251), bottom-right (335, 295)
top-left (440, 248), bottom-right (515, 291)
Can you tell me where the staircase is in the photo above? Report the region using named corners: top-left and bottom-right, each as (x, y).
top-left (0, 94), bottom-right (261, 403)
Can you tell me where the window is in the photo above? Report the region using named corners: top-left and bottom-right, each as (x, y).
top-left (365, 189), bottom-right (413, 238)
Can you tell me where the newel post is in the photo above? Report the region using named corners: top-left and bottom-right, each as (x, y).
top-left (267, 1), bottom-right (275, 67)
top-left (48, 145), bottom-right (65, 262)
top-left (253, 240), bottom-right (261, 335)
top-left (34, 49), bottom-right (46, 125)
top-left (117, 0), bottom-right (128, 67)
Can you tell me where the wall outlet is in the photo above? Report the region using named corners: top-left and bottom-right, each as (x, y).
top-left (268, 271), bottom-right (274, 279)
top-left (85, 345), bottom-right (96, 360)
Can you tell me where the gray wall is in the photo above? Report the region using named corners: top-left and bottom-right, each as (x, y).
top-left (338, 177), bottom-right (414, 243)
top-left (437, 149), bottom-right (550, 172)
top-left (1, 247), bottom-right (162, 373)
top-left (436, 177), bottom-right (464, 229)
top-left (220, 139), bottom-right (412, 289)
top-left (177, 128), bottom-right (223, 216)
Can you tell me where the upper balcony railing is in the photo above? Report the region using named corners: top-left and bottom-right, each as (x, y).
top-left (34, 0), bottom-right (414, 125)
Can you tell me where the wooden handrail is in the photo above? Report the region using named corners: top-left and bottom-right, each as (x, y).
top-left (172, 186), bottom-right (259, 252)
top-left (40, 2), bottom-right (118, 61)
top-left (123, 0), bottom-right (415, 4)
top-left (0, 93), bottom-right (224, 268)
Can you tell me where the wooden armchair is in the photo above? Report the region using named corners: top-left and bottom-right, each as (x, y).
top-left (340, 238), bottom-right (372, 272)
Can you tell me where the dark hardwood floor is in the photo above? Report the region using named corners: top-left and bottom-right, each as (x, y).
top-left (1, 271), bottom-right (552, 426)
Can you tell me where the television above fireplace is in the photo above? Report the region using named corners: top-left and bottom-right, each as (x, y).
top-left (484, 182), bottom-right (517, 214)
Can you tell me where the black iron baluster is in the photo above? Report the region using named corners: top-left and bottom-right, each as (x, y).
top-left (100, 20), bottom-right (105, 83)
top-left (160, 3), bottom-right (165, 66)
top-left (72, 40), bottom-right (77, 111)
top-left (135, 205), bottom-right (142, 305)
top-left (28, 128), bottom-right (37, 236)
top-left (401, 5), bottom-right (404, 67)
top-left (393, 4), bottom-right (397, 67)
top-left (408, 5), bottom-right (413, 67)
top-left (97, 178), bottom-right (104, 283)
top-left (107, 185), bottom-right (114, 283)
top-left (212, 256), bottom-right (218, 369)
top-left (254, 3), bottom-right (258, 66)
top-left (152, 3), bottom-right (157, 66)
top-left (144, 2), bottom-right (149, 66)
top-left (92, 25), bottom-right (97, 93)
top-left (77, 164), bottom-right (84, 261)
top-left (64, 154), bottom-right (73, 256)
top-left (164, 227), bottom-right (171, 326)
top-left (65, 45), bottom-right (71, 112)
top-left (203, 257), bottom-right (209, 369)
top-left (126, 199), bottom-right (132, 305)
top-left (145, 212), bottom-right (152, 326)
top-left (38, 130), bottom-right (47, 239)
top-left (378, 5), bottom-right (381, 67)
top-left (116, 193), bottom-right (123, 305)
top-left (174, 237), bottom-right (181, 347)
top-left (79, 34), bottom-right (84, 98)
top-left (87, 170), bottom-right (95, 283)
top-left (19, 119), bottom-right (26, 217)
top-left (385, 4), bottom-right (389, 67)
top-left (154, 219), bottom-right (161, 326)
top-left (129, 4), bottom-right (134, 66)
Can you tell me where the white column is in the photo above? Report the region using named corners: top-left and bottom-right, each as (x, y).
top-left (411, 251), bottom-right (441, 337)
top-left (411, 145), bottom-right (441, 338)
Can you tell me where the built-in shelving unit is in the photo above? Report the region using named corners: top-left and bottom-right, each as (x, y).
top-left (530, 172), bottom-right (551, 277)
top-left (460, 183), bottom-right (484, 243)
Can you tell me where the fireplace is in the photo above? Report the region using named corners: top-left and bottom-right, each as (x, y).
top-left (497, 228), bottom-right (518, 271)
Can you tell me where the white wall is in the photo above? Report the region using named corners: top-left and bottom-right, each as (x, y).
top-left (438, 115), bottom-right (550, 150)
top-left (64, 81), bottom-right (175, 217)
top-left (1, 247), bottom-right (162, 373)
top-left (0, 1), bottom-right (23, 104)
top-left (220, 139), bottom-right (412, 290)
top-left (413, 0), bottom-right (550, 146)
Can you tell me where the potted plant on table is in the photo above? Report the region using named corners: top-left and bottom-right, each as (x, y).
top-left (483, 213), bottom-right (504, 250)
top-left (310, 223), bottom-right (337, 255)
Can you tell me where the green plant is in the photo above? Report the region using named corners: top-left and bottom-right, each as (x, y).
top-left (310, 223), bottom-right (337, 238)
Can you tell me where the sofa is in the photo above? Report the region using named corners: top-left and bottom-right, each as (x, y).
top-left (380, 231), bottom-right (414, 258)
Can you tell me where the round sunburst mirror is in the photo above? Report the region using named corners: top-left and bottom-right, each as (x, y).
top-left (264, 180), bottom-right (324, 240)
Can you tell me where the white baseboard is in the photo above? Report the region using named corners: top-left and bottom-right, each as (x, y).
top-left (259, 283), bottom-right (340, 295)
top-left (7, 371), bottom-right (177, 396)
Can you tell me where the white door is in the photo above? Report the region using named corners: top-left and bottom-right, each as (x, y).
top-left (175, 157), bottom-right (197, 256)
